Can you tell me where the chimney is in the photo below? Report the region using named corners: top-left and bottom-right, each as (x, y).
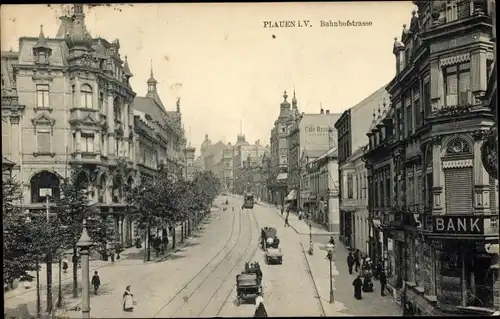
top-left (320, 109), bottom-right (324, 114)
top-left (326, 110), bottom-right (330, 114)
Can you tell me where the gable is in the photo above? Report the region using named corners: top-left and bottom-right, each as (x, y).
top-left (31, 113), bottom-right (55, 126)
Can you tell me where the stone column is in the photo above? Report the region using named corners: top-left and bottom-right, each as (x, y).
top-left (473, 135), bottom-right (490, 213)
top-left (75, 130), bottom-right (82, 153)
top-left (95, 131), bottom-right (101, 154)
top-left (10, 115), bottom-right (21, 164)
top-left (432, 138), bottom-right (444, 214)
top-left (102, 134), bottom-right (108, 157)
top-left (471, 49), bottom-right (487, 102)
top-left (74, 78), bottom-right (81, 108)
top-left (430, 57), bottom-right (442, 111)
top-left (107, 91), bottom-right (115, 157)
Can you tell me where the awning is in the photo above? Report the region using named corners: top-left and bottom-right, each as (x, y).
top-left (277, 172), bottom-right (288, 180)
top-left (285, 190), bottom-right (297, 201)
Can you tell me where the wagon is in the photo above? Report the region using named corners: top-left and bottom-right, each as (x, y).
top-left (236, 273), bottom-right (262, 306)
top-left (265, 247), bottom-right (283, 265)
top-left (261, 227), bottom-right (279, 250)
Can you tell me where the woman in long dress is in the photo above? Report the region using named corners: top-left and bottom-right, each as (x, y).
top-left (352, 275), bottom-right (363, 300)
top-left (254, 302), bottom-right (268, 317)
top-left (123, 285), bottom-right (134, 312)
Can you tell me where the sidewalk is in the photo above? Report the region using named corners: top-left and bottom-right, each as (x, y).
top-left (262, 201), bottom-right (402, 316)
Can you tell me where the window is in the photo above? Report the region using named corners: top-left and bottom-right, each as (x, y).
top-left (444, 63), bottom-right (471, 106)
top-left (385, 174), bottom-right (391, 207)
top-left (445, 167), bottom-right (473, 214)
top-left (36, 84), bottom-right (50, 108)
top-left (406, 100), bottom-right (412, 137)
top-left (427, 172), bottom-right (433, 207)
top-left (71, 85), bottom-right (76, 107)
top-left (414, 97), bottom-right (422, 128)
top-left (37, 130), bottom-right (51, 153)
top-left (83, 135), bottom-right (94, 153)
top-left (80, 84), bottom-right (93, 109)
top-left (396, 108), bottom-right (403, 140)
top-left (116, 139), bottom-right (120, 156)
top-left (347, 174), bottom-right (354, 199)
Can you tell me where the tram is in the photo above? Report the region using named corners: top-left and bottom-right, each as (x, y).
top-left (242, 193), bottom-right (255, 209)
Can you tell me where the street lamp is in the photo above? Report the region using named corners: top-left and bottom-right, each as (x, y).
top-left (76, 219), bottom-right (94, 319)
top-left (326, 242), bottom-right (335, 304)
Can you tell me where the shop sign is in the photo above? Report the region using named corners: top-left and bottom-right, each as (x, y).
top-left (433, 216), bottom-right (484, 234)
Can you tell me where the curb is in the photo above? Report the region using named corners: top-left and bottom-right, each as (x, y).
top-left (300, 241), bottom-right (327, 317)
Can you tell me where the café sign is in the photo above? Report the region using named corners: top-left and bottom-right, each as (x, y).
top-left (433, 216), bottom-right (484, 234)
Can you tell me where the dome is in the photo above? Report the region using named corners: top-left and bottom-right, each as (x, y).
top-left (65, 22), bottom-right (92, 50)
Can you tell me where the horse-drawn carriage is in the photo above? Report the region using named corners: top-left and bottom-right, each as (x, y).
top-left (236, 261), bottom-right (263, 306)
top-left (261, 227), bottom-right (279, 250)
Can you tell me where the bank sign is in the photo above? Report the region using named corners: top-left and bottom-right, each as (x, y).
top-left (433, 216), bottom-right (484, 234)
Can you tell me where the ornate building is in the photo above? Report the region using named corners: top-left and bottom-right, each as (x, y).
top-left (132, 66), bottom-right (186, 184)
top-left (268, 91), bottom-right (294, 206)
top-left (1, 5), bottom-right (138, 247)
top-left (364, 1), bottom-right (497, 315)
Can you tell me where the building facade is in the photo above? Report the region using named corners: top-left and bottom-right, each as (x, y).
top-left (335, 85), bottom-right (389, 248)
top-left (233, 137), bottom-right (268, 194)
top-left (1, 5), bottom-right (138, 247)
top-left (288, 108), bottom-right (340, 210)
top-left (365, 1), bottom-right (497, 315)
top-left (268, 91), bottom-right (295, 206)
top-left (184, 145), bottom-right (196, 181)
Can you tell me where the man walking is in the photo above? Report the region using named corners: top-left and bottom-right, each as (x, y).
top-left (379, 270), bottom-right (387, 296)
top-left (91, 271), bottom-right (101, 295)
top-left (347, 252), bottom-right (355, 275)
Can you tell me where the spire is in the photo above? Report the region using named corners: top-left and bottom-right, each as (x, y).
top-left (147, 59), bottom-right (157, 84)
top-left (33, 25), bottom-right (50, 50)
top-left (123, 55), bottom-right (133, 77)
top-left (65, 4), bottom-right (92, 51)
top-left (292, 87), bottom-right (297, 103)
top-left (176, 97), bottom-right (181, 113)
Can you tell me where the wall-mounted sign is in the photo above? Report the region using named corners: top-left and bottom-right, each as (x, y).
top-left (433, 216), bottom-right (484, 234)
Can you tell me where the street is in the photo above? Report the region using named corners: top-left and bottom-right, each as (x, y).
top-left (4, 196), bottom-right (403, 318)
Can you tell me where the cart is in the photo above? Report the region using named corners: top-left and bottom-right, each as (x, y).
top-left (265, 247), bottom-right (283, 265)
top-left (236, 273), bottom-right (262, 306)
top-left (261, 227), bottom-right (279, 250)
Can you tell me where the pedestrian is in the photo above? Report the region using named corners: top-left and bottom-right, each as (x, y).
top-left (352, 275), bottom-right (363, 300)
top-left (254, 302), bottom-right (268, 317)
top-left (329, 236), bottom-right (336, 247)
top-left (354, 249), bottom-right (361, 272)
top-left (91, 271), bottom-right (100, 295)
top-left (284, 215), bottom-right (290, 227)
top-left (123, 285), bottom-right (134, 312)
top-left (379, 270), bottom-right (387, 296)
top-left (115, 243), bottom-right (122, 260)
top-left (62, 257), bottom-right (69, 274)
top-left (347, 252), bottom-right (355, 275)
top-left (363, 274), bottom-right (374, 293)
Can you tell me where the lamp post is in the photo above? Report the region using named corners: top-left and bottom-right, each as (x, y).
top-left (326, 242), bottom-right (335, 304)
top-left (76, 219), bottom-right (94, 319)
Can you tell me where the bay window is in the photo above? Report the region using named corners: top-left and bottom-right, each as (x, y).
top-left (83, 135), bottom-right (94, 153)
top-left (80, 84), bottom-right (93, 109)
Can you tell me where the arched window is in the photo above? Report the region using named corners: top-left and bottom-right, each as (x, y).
top-left (113, 97), bottom-right (121, 122)
top-left (80, 84), bottom-right (93, 109)
top-left (112, 175), bottom-right (122, 203)
top-left (30, 171), bottom-right (60, 203)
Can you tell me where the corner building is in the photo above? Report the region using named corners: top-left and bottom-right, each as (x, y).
top-left (364, 1), bottom-right (498, 315)
top-left (1, 5), bottom-right (139, 247)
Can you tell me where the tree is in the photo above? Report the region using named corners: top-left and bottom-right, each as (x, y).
top-left (3, 178), bottom-right (59, 286)
top-left (52, 166), bottom-right (106, 297)
top-left (193, 171), bottom-right (222, 211)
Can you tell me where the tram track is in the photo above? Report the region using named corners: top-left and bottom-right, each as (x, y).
top-left (153, 202), bottom-right (256, 318)
top-left (214, 206), bottom-right (261, 317)
top-left (300, 241), bottom-right (327, 317)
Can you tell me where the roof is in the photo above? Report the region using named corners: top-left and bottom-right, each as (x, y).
top-left (132, 96), bottom-right (168, 127)
top-left (315, 147), bottom-right (338, 162)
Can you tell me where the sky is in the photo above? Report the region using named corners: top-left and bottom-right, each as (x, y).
top-left (1, 2), bottom-right (415, 155)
